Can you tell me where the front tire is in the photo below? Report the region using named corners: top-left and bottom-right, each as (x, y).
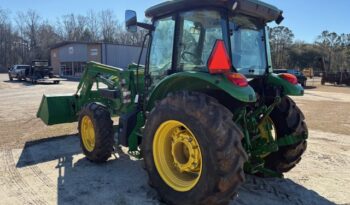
top-left (78, 103), bottom-right (114, 162)
top-left (265, 96), bottom-right (308, 174)
top-left (143, 92), bottom-right (247, 205)
top-left (8, 74), bottom-right (13, 81)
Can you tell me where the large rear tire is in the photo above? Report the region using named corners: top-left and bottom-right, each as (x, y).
top-left (265, 96), bottom-right (308, 174)
top-left (143, 92), bottom-right (247, 205)
top-left (78, 103), bottom-right (114, 162)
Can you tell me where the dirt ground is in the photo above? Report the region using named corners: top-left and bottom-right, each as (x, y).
top-left (0, 74), bottom-right (349, 205)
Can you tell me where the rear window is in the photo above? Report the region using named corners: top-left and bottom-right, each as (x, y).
top-left (17, 66), bottom-right (30, 69)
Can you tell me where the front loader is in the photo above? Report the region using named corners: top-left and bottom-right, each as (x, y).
top-left (38, 0), bottom-right (308, 204)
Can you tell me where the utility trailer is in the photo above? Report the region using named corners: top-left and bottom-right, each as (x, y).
top-left (26, 60), bottom-right (62, 84)
top-left (318, 57), bottom-right (350, 86)
top-left (321, 70), bottom-right (350, 86)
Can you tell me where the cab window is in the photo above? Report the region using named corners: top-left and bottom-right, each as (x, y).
top-left (177, 10), bottom-right (224, 71)
top-left (149, 16), bottom-right (175, 84)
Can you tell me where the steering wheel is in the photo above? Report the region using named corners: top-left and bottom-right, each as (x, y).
top-left (181, 51), bottom-right (203, 65)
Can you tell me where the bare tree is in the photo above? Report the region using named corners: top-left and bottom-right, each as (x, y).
top-left (316, 31), bottom-right (342, 71)
top-left (37, 21), bottom-right (61, 60)
top-left (60, 13), bottom-right (87, 41)
top-left (0, 8), bottom-right (24, 68)
top-left (86, 10), bottom-right (100, 41)
top-left (16, 10), bottom-right (41, 59)
top-left (269, 26), bottom-right (294, 68)
top-left (99, 10), bottom-right (117, 43)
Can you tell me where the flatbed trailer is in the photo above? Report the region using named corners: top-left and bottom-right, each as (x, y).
top-left (321, 71), bottom-right (350, 86)
top-left (26, 60), bottom-right (61, 84)
top-left (26, 76), bottom-right (64, 84)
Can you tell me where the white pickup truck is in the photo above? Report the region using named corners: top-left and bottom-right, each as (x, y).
top-left (8, 65), bottom-right (31, 81)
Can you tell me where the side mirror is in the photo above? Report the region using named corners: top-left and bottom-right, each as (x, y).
top-left (125, 10), bottom-right (137, 33)
top-left (275, 13), bottom-right (284, 25)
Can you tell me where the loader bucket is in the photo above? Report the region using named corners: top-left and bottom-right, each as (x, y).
top-left (37, 94), bottom-right (78, 125)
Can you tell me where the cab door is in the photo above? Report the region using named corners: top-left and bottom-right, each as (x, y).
top-left (148, 16), bottom-right (176, 87)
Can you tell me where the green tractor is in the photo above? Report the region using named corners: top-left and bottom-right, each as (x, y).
top-left (37, 0), bottom-right (308, 204)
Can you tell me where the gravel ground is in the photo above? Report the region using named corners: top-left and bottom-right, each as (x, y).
top-left (0, 74), bottom-right (349, 205)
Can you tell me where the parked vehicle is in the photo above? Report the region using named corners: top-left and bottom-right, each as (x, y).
top-left (26, 60), bottom-right (60, 84)
top-left (303, 67), bottom-right (314, 79)
top-left (273, 69), bottom-right (307, 87)
top-left (8, 65), bottom-right (31, 81)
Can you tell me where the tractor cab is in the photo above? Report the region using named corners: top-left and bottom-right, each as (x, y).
top-left (126, 0), bottom-right (284, 86)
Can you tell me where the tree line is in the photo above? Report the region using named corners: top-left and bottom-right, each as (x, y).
top-left (269, 26), bottom-right (350, 73)
top-left (1, 7), bottom-right (349, 73)
top-left (0, 8), bottom-right (146, 68)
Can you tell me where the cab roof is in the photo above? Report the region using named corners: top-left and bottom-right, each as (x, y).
top-left (145, 0), bottom-right (283, 24)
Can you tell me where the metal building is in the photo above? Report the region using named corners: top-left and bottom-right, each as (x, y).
top-left (51, 42), bottom-right (146, 78)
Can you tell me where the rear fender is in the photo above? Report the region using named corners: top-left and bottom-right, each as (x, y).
top-left (267, 73), bottom-right (304, 96)
top-left (146, 72), bottom-right (257, 111)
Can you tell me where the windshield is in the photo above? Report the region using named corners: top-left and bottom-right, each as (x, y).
top-left (229, 15), bottom-right (267, 76)
top-left (17, 66), bottom-right (30, 70)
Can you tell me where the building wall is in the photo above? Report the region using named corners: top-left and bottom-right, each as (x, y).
top-left (51, 48), bottom-right (60, 74)
top-left (56, 43), bottom-right (89, 77)
top-left (51, 42), bottom-right (145, 78)
top-left (87, 44), bottom-right (102, 63)
top-left (102, 44), bottom-right (146, 69)
top-left (59, 44), bottom-right (88, 62)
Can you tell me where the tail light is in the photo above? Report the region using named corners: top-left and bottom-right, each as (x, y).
top-left (279, 73), bottom-right (298, 85)
top-left (207, 40), bottom-right (231, 74)
top-left (207, 39), bottom-right (248, 87)
top-left (225, 73), bottom-right (248, 87)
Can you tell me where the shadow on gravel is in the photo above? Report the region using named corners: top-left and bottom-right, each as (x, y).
top-left (15, 135), bottom-right (335, 205)
top-left (234, 176), bottom-right (335, 205)
top-left (3, 80), bottom-right (60, 86)
top-left (304, 85), bottom-right (317, 90)
top-left (3, 79), bottom-right (35, 86)
top-left (16, 135), bottom-right (158, 205)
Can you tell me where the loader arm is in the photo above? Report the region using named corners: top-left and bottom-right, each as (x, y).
top-left (76, 62), bottom-right (126, 96)
top-left (74, 62), bottom-right (137, 112)
top-left (37, 61), bottom-right (138, 125)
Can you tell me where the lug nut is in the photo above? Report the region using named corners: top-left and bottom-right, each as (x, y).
top-left (192, 163), bottom-right (197, 169)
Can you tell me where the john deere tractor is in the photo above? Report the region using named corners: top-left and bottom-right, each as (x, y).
top-left (37, 0), bottom-right (308, 204)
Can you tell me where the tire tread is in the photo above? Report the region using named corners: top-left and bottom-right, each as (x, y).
top-left (143, 91), bottom-right (247, 205)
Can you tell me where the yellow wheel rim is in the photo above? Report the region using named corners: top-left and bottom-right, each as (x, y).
top-left (153, 120), bottom-right (202, 192)
top-left (81, 115), bottom-right (96, 152)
